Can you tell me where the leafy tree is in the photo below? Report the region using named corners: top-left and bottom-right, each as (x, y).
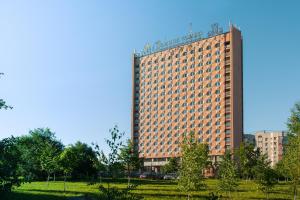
top-left (70, 142), bottom-right (99, 179)
top-left (0, 137), bottom-right (22, 192)
top-left (119, 139), bottom-right (141, 186)
top-left (58, 147), bottom-right (77, 192)
top-left (178, 132), bottom-right (209, 200)
top-left (162, 157), bottom-right (180, 174)
top-left (17, 128), bottom-right (63, 180)
top-left (287, 102), bottom-right (300, 135)
top-left (217, 151), bottom-right (239, 199)
top-left (282, 102), bottom-right (300, 200)
top-left (274, 160), bottom-right (287, 181)
top-left (58, 142), bottom-right (98, 191)
top-left (40, 141), bottom-right (62, 185)
top-left (235, 142), bottom-right (260, 180)
top-left (254, 155), bottom-right (278, 200)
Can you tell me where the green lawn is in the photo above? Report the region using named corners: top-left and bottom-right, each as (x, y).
top-left (3, 179), bottom-right (295, 200)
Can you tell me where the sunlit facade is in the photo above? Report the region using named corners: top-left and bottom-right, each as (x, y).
top-left (131, 25), bottom-right (243, 171)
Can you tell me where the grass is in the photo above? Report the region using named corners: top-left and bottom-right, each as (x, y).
top-left (3, 179), bottom-right (296, 200)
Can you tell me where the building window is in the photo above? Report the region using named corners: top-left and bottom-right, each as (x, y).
top-left (215, 74), bottom-right (221, 79)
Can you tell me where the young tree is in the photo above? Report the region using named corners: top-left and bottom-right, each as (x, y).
top-left (94, 125), bottom-right (124, 197)
top-left (94, 125), bottom-right (143, 200)
top-left (58, 147), bottom-right (77, 192)
top-left (119, 139), bottom-right (141, 186)
top-left (178, 132), bottom-right (209, 200)
top-left (287, 102), bottom-right (300, 135)
top-left (235, 142), bottom-right (260, 180)
top-left (162, 157), bottom-right (180, 174)
top-left (217, 151), bottom-right (239, 199)
top-left (40, 142), bottom-right (59, 186)
top-left (282, 102), bottom-right (300, 200)
top-left (254, 155), bottom-right (278, 200)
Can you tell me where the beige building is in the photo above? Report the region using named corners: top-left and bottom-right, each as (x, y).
top-left (255, 131), bottom-right (287, 167)
top-left (131, 24), bottom-right (244, 171)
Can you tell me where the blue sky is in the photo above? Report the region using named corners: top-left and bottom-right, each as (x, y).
top-left (0, 0), bottom-right (299, 150)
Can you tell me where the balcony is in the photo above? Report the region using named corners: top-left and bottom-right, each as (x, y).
top-left (225, 100), bottom-right (231, 105)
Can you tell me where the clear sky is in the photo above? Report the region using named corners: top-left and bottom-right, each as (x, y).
top-left (0, 0), bottom-right (299, 151)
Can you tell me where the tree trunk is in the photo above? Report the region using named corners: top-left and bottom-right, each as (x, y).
top-left (293, 184), bottom-right (297, 200)
top-left (64, 173), bottom-right (67, 192)
top-left (127, 164), bottom-right (130, 187)
top-left (53, 173), bottom-right (56, 182)
top-left (107, 182), bottom-right (110, 199)
top-left (47, 173), bottom-right (50, 187)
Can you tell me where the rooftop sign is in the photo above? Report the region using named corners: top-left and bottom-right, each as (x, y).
top-left (136, 23), bottom-right (223, 57)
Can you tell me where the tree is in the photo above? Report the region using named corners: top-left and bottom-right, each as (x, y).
top-left (58, 147), bottom-right (77, 192)
top-left (58, 141), bottom-right (99, 192)
top-left (178, 132), bottom-right (209, 200)
top-left (119, 139), bottom-right (141, 186)
top-left (287, 102), bottom-right (300, 135)
top-left (282, 102), bottom-right (300, 200)
top-left (217, 151), bottom-right (239, 200)
top-left (94, 125), bottom-right (143, 200)
top-left (17, 128), bottom-right (63, 180)
top-left (235, 142), bottom-right (260, 180)
top-left (162, 157), bottom-right (180, 174)
top-left (67, 142), bottom-right (98, 179)
top-left (0, 99), bottom-right (12, 110)
top-left (40, 141), bottom-right (61, 185)
top-left (254, 155), bottom-right (278, 200)
top-left (94, 125), bottom-right (124, 198)
top-left (0, 137), bottom-right (22, 192)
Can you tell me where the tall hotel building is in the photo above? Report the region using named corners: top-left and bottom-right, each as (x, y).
top-left (131, 25), bottom-right (243, 171)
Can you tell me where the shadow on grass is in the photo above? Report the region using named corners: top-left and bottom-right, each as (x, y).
top-left (95, 178), bottom-right (178, 186)
top-left (1, 191), bottom-right (72, 200)
top-left (17, 188), bottom-right (87, 195)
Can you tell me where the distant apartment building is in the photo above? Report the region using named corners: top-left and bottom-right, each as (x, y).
top-left (131, 24), bottom-right (243, 172)
top-left (255, 131), bottom-right (287, 167)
